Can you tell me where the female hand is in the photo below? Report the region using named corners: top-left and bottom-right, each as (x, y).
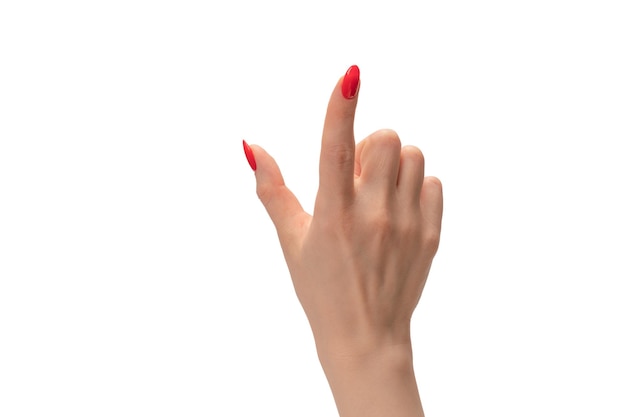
top-left (243, 65), bottom-right (443, 417)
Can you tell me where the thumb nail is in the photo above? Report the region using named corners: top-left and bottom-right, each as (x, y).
top-left (242, 140), bottom-right (257, 171)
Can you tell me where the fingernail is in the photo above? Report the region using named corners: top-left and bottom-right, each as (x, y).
top-left (242, 140), bottom-right (257, 171)
top-left (341, 65), bottom-right (360, 99)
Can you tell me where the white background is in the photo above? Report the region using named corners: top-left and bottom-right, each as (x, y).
top-left (1, 1), bottom-right (625, 416)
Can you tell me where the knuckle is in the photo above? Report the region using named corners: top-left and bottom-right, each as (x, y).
top-left (422, 228), bottom-right (441, 254)
top-left (363, 208), bottom-right (396, 241)
top-left (402, 145), bottom-right (425, 166)
top-left (256, 183), bottom-right (274, 206)
top-left (372, 211), bottom-right (393, 231)
top-left (323, 142), bottom-right (354, 168)
top-left (317, 209), bottom-right (354, 235)
top-left (371, 129), bottom-right (401, 152)
top-left (424, 176), bottom-right (443, 192)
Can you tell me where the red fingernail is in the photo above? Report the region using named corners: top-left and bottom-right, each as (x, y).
top-left (242, 140), bottom-right (256, 171)
top-left (341, 65), bottom-right (360, 99)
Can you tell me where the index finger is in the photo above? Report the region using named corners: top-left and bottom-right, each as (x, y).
top-left (317, 65), bottom-right (360, 209)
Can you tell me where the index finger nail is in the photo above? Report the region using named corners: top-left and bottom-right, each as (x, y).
top-left (341, 65), bottom-right (360, 99)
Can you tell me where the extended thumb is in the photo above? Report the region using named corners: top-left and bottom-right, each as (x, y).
top-left (246, 143), bottom-right (306, 244)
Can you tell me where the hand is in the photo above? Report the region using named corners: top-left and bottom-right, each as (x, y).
top-left (243, 65), bottom-right (443, 417)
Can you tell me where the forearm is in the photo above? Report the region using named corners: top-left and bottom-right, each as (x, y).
top-left (318, 343), bottom-right (424, 417)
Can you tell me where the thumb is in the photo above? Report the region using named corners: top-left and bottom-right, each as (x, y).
top-left (243, 140), bottom-right (308, 248)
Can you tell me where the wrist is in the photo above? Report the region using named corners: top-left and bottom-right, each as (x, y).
top-left (318, 343), bottom-right (424, 417)
top-left (318, 341), bottom-right (414, 374)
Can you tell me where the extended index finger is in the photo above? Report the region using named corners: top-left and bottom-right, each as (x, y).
top-left (317, 65), bottom-right (360, 209)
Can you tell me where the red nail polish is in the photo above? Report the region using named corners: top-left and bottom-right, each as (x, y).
top-left (242, 140), bottom-right (256, 171)
top-left (341, 65), bottom-right (360, 99)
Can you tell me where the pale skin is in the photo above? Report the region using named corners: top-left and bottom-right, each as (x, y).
top-left (247, 70), bottom-right (443, 417)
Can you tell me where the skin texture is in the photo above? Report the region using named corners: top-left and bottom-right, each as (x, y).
top-left (248, 70), bottom-right (443, 417)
